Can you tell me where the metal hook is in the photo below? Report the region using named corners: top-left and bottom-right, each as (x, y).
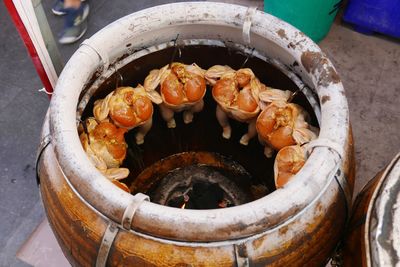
top-left (169, 34), bottom-right (180, 68)
top-left (114, 66), bottom-right (124, 89)
top-left (287, 85), bottom-right (306, 103)
top-left (240, 47), bottom-right (255, 68)
top-left (300, 141), bottom-right (310, 148)
top-left (35, 134), bottom-right (52, 186)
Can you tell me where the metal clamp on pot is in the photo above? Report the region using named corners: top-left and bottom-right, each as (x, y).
top-left (242, 6), bottom-right (257, 45)
top-left (96, 193), bottom-right (149, 267)
top-left (81, 38), bottom-right (110, 70)
top-left (306, 138), bottom-right (352, 217)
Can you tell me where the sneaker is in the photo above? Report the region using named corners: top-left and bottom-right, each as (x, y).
top-left (52, 0), bottom-right (66, 16)
top-left (52, 0), bottom-right (87, 16)
top-left (58, 21), bottom-right (88, 44)
top-left (58, 3), bottom-right (89, 44)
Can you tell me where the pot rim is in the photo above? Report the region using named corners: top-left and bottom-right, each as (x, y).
top-left (49, 2), bottom-right (349, 241)
top-left (366, 153), bottom-right (400, 266)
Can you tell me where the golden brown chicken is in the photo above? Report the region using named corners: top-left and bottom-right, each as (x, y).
top-left (274, 145), bottom-right (306, 188)
top-left (93, 85), bottom-right (160, 145)
top-left (79, 117), bottom-right (130, 192)
top-left (256, 101), bottom-right (318, 157)
top-left (144, 62), bottom-right (206, 128)
top-left (205, 65), bottom-right (267, 145)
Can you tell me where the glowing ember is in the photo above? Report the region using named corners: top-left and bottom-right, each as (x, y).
top-left (218, 199), bottom-right (229, 208)
top-left (180, 194), bottom-right (189, 209)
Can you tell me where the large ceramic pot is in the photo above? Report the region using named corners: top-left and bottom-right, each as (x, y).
top-left (343, 153), bottom-right (400, 267)
top-left (37, 2), bottom-right (355, 266)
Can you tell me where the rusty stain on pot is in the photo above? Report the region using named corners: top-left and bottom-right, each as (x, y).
top-left (269, 204), bottom-right (303, 225)
top-left (236, 243), bottom-right (248, 257)
top-left (321, 95), bottom-right (331, 104)
top-left (252, 238), bottom-right (264, 250)
top-left (316, 202), bottom-right (323, 212)
top-left (301, 51), bottom-right (323, 73)
top-left (232, 221), bottom-right (251, 232)
top-left (287, 42), bottom-right (296, 49)
top-left (320, 66), bottom-right (341, 86)
top-left (251, 235), bottom-right (299, 265)
top-left (301, 51), bottom-right (341, 86)
top-left (252, 192), bottom-right (345, 266)
top-left (291, 61), bottom-right (299, 68)
top-left (277, 29), bottom-right (288, 40)
top-left (279, 226), bottom-right (289, 235)
top-left (111, 233), bottom-right (235, 266)
top-left (203, 13), bottom-right (215, 19)
top-left (295, 31), bottom-right (306, 38)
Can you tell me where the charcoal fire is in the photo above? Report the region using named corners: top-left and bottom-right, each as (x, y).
top-left (148, 163), bottom-right (252, 209)
top-left (168, 181), bottom-right (233, 210)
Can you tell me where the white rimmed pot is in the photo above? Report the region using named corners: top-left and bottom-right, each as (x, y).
top-left (38, 2), bottom-right (355, 266)
top-left (343, 153), bottom-right (400, 267)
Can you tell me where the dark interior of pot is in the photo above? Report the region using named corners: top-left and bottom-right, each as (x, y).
top-left (81, 45), bottom-right (319, 210)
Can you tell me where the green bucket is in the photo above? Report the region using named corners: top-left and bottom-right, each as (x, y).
top-left (264, 0), bottom-right (340, 42)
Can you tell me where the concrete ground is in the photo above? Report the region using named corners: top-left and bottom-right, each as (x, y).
top-left (0, 0), bottom-right (399, 266)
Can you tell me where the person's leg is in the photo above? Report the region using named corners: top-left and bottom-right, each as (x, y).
top-left (58, 0), bottom-right (89, 44)
top-left (52, 0), bottom-right (87, 15)
top-left (52, 0), bottom-right (66, 16)
top-left (63, 0), bottom-right (81, 8)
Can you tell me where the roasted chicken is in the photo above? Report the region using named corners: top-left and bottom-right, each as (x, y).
top-left (205, 65), bottom-right (267, 145)
top-left (93, 85), bottom-right (160, 145)
top-left (256, 101), bottom-right (318, 157)
top-left (144, 62), bottom-right (207, 128)
top-left (79, 117), bottom-right (130, 192)
top-left (274, 145), bottom-right (306, 188)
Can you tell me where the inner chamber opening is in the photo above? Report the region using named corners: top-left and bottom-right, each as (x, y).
top-left (81, 45), bottom-right (318, 209)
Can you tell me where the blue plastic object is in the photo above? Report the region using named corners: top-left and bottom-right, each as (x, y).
top-left (343, 0), bottom-right (400, 38)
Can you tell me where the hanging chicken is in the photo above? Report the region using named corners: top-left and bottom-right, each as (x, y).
top-left (143, 62), bottom-right (207, 128)
top-left (79, 118), bottom-right (130, 192)
top-left (274, 145), bottom-right (307, 188)
top-left (205, 65), bottom-right (268, 145)
top-left (256, 100), bottom-right (318, 157)
top-left (93, 85), bottom-right (161, 145)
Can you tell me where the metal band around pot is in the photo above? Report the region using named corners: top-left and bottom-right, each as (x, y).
top-left (96, 223), bottom-right (119, 267)
top-left (96, 194), bottom-right (149, 267)
top-left (81, 39), bottom-right (110, 70)
top-left (35, 134), bottom-right (52, 186)
top-left (306, 138), bottom-right (352, 217)
top-left (49, 2), bottom-right (350, 241)
top-left (121, 193), bottom-right (149, 230)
